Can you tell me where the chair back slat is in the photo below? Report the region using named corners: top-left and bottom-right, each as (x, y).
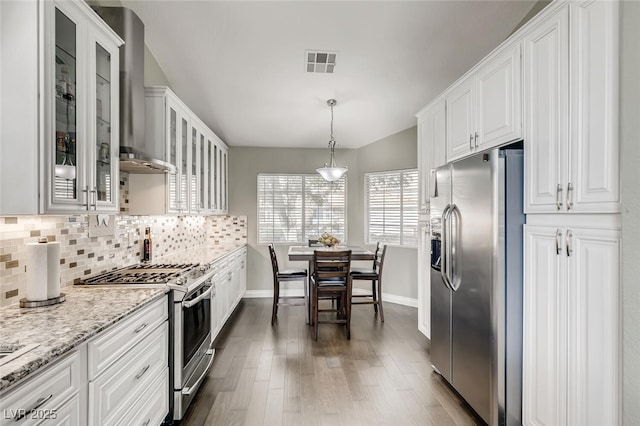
top-left (268, 243), bottom-right (279, 276)
top-left (313, 250), bottom-right (351, 283)
top-left (375, 244), bottom-right (387, 275)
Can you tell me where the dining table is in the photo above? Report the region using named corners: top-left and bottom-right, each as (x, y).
top-left (287, 245), bottom-right (375, 324)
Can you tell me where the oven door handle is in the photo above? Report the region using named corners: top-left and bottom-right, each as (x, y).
top-left (182, 286), bottom-right (213, 309)
top-left (182, 345), bottom-right (215, 396)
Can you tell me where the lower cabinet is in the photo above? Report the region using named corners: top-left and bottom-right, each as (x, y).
top-left (0, 351), bottom-right (81, 426)
top-left (417, 222), bottom-right (431, 338)
top-left (523, 223), bottom-right (620, 426)
top-left (87, 297), bottom-right (169, 426)
top-left (211, 247), bottom-right (247, 341)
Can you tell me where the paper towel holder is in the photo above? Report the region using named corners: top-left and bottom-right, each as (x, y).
top-left (21, 237), bottom-right (65, 308)
top-left (20, 293), bottom-right (66, 308)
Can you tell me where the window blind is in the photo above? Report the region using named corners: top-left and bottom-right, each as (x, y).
top-left (365, 169), bottom-right (418, 247)
top-left (258, 174), bottom-right (346, 244)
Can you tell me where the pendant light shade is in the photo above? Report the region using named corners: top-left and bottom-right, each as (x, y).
top-left (316, 99), bottom-right (348, 181)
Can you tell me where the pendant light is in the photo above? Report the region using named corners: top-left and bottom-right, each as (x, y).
top-left (316, 99), bottom-right (348, 181)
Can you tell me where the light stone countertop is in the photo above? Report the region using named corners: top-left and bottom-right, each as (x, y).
top-left (0, 243), bottom-right (247, 394)
top-left (0, 285), bottom-right (168, 393)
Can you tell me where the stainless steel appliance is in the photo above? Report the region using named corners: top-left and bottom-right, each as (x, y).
top-left (81, 262), bottom-right (215, 423)
top-left (429, 144), bottom-right (524, 426)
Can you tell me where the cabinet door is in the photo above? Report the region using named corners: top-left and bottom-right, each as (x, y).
top-left (523, 225), bottom-right (567, 426)
top-left (179, 113), bottom-right (189, 213)
top-left (417, 223), bottom-right (430, 338)
top-left (90, 33), bottom-right (119, 212)
top-left (476, 42), bottom-right (522, 150)
top-left (166, 99), bottom-right (180, 213)
top-left (189, 123), bottom-right (199, 213)
top-left (199, 132), bottom-right (207, 213)
top-left (446, 76), bottom-right (475, 162)
top-left (566, 227), bottom-right (620, 426)
top-left (417, 98), bottom-right (446, 213)
top-left (523, 6), bottom-right (569, 213)
top-left (222, 146), bottom-right (228, 213)
top-left (568, 0), bottom-right (620, 213)
top-left (48, 2), bottom-right (86, 211)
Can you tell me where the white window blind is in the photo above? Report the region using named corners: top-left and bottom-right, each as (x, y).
top-left (365, 169), bottom-right (418, 247)
top-left (258, 174), bottom-right (346, 244)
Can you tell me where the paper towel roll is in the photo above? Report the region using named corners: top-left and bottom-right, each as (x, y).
top-left (26, 242), bottom-right (49, 302)
top-left (47, 242), bottom-right (61, 299)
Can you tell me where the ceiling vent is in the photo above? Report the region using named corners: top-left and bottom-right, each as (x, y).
top-left (305, 50), bottom-right (337, 73)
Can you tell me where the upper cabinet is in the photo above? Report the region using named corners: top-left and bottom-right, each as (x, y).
top-left (416, 95), bottom-right (446, 213)
top-left (524, 1), bottom-right (620, 213)
top-left (128, 87), bottom-right (229, 215)
top-left (0, 0), bottom-right (123, 215)
top-left (446, 41), bottom-right (522, 162)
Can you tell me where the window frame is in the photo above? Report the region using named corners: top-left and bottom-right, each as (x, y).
top-left (257, 173), bottom-right (348, 245)
top-left (364, 168), bottom-right (419, 248)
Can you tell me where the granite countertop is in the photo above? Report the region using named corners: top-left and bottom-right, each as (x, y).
top-left (0, 286), bottom-right (167, 393)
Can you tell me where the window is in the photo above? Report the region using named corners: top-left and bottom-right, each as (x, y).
top-left (258, 174), bottom-right (346, 244)
top-left (365, 169), bottom-right (418, 247)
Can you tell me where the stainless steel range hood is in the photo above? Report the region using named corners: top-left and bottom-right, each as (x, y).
top-left (93, 6), bottom-right (175, 174)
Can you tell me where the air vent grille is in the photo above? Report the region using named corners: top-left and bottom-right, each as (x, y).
top-left (305, 50), bottom-right (337, 73)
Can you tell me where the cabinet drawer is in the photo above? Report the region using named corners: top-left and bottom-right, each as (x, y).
top-left (115, 369), bottom-right (168, 426)
top-left (89, 322), bottom-right (168, 426)
top-left (34, 394), bottom-right (80, 426)
top-left (87, 297), bottom-right (167, 379)
top-left (0, 352), bottom-right (80, 426)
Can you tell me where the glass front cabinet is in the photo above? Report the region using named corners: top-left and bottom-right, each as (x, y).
top-left (44, 0), bottom-right (122, 213)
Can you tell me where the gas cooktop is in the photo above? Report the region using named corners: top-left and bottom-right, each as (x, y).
top-left (81, 263), bottom-right (199, 285)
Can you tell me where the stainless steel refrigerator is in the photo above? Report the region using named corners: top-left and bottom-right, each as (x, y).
top-left (429, 145), bottom-right (524, 426)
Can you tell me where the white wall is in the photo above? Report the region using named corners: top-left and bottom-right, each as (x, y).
top-left (621, 1), bottom-right (640, 424)
top-left (228, 127), bottom-right (418, 302)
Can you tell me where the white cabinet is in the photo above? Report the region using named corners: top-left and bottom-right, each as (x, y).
top-left (417, 223), bottom-right (430, 338)
top-left (211, 247), bottom-right (246, 341)
top-left (0, 0), bottom-right (122, 215)
top-left (128, 86), bottom-right (229, 215)
top-left (523, 223), bottom-right (620, 426)
top-left (568, 0), bottom-right (620, 213)
top-left (87, 296), bottom-right (169, 426)
top-left (0, 352), bottom-right (81, 426)
top-left (416, 96), bottom-right (446, 213)
top-left (524, 1), bottom-right (619, 213)
top-left (446, 41), bottom-right (522, 162)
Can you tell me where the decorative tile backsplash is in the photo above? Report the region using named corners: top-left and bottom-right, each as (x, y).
top-left (0, 214), bottom-right (247, 307)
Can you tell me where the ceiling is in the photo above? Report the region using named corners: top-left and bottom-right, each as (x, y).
top-left (121, 1), bottom-right (538, 149)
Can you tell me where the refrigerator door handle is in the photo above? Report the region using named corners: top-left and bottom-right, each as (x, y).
top-left (440, 204), bottom-right (454, 291)
top-left (449, 204), bottom-right (462, 292)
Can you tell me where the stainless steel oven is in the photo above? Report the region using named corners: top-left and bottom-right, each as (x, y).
top-left (80, 262), bottom-right (217, 423)
top-left (172, 274), bottom-right (214, 421)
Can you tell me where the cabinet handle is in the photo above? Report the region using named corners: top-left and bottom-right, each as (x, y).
top-left (566, 182), bottom-right (574, 210)
top-left (135, 364), bottom-right (150, 380)
top-left (90, 187), bottom-right (97, 210)
top-left (469, 134), bottom-right (474, 150)
top-left (474, 131), bottom-right (479, 148)
top-left (555, 229), bottom-right (562, 255)
top-left (556, 184), bottom-right (563, 210)
top-left (83, 185), bottom-right (90, 211)
top-left (134, 323), bottom-right (148, 333)
top-left (566, 230), bottom-right (573, 257)
top-left (13, 394), bottom-right (53, 421)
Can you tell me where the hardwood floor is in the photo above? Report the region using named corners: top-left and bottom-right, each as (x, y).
top-left (181, 298), bottom-right (483, 426)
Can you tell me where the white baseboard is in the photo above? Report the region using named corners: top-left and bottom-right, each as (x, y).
top-left (243, 288), bottom-right (418, 308)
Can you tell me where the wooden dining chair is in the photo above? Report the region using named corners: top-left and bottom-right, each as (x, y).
top-left (308, 239), bottom-right (322, 247)
top-left (311, 249), bottom-right (352, 340)
top-left (268, 244), bottom-right (307, 325)
top-left (350, 244), bottom-right (387, 322)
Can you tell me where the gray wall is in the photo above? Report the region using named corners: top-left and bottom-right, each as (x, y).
top-left (228, 127), bottom-right (418, 301)
top-left (621, 1), bottom-right (640, 424)
top-left (354, 127), bottom-right (419, 300)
